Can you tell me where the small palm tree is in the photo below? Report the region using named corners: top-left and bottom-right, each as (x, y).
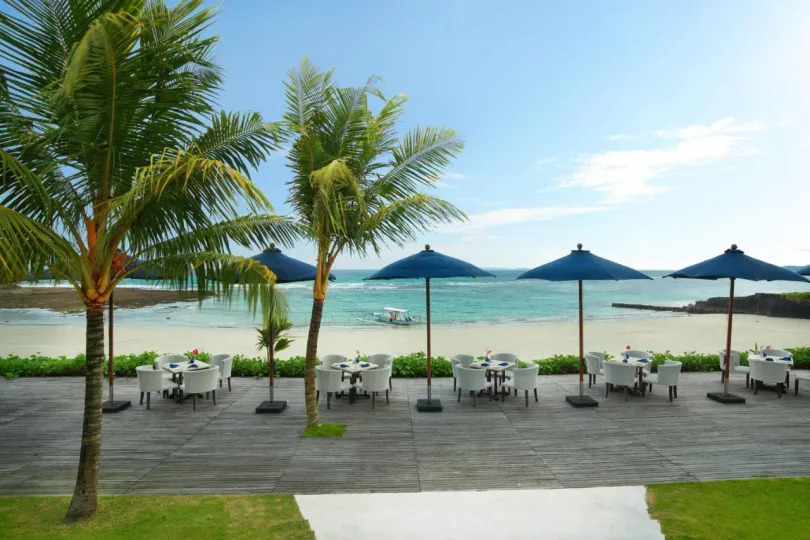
top-left (281, 59), bottom-right (466, 427)
top-left (0, 0), bottom-right (297, 522)
top-left (257, 319), bottom-right (295, 356)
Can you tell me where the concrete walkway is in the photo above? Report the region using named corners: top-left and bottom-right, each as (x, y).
top-left (295, 486), bottom-right (664, 540)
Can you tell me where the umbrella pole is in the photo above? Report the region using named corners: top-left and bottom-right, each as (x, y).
top-left (426, 277), bottom-right (432, 402)
top-left (108, 291), bottom-right (114, 404)
top-left (724, 278), bottom-right (735, 396)
top-left (268, 318), bottom-right (275, 403)
top-left (578, 280), bottom-right (584, 398)
top-left (266, 289), bottom-right (276, 402)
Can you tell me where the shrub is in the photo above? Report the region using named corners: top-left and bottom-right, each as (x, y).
top-left (1, 347), bottom-right (806, 379)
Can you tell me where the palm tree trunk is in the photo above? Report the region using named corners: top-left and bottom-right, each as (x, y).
top-left (64, 305), bottom-right (105, 523)
top-left (304, 296), bottom-right (324, 427)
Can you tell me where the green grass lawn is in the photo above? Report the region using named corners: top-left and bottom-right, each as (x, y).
top-left (0, 494), bottom-right (314, 539)
top-left (648, 477), bottom-right (810, 539)
top-left (301, 423), bottom-right (346, 438)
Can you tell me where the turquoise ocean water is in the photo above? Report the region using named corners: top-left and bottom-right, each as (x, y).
top-left (3, 270), bottom-right (808, 329)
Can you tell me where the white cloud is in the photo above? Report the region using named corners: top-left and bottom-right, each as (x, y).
top-left (449, 205), bottom-right (614, 232)
top-left (561, 117), bottom-right (763, 204)
top-left (655, 117), bottom-right (764, 139)
top-left (535, 157), bottom-right (558, 167)
top-left (607, 133), bottom-right (635, 141)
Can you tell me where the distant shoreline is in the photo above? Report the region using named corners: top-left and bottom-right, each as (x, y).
top-left (0, 285), bottom-right (213, 312)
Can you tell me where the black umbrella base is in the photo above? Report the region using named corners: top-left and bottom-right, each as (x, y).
top-left (707, 392), bottom-right (746, 404)
top-left (256, 400), bottom-right (287, 414)
top-left (102, 400), bottom-right (131, 413)
top-left (565, 395), bottom-right (599, 408)
top-left (416, 399), bottom-right (443, 412)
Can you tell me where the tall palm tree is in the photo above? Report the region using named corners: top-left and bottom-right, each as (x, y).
top-left (282, 59), bottom-right (466, 428)
top-left (0, 0), bottom-right (298, 522)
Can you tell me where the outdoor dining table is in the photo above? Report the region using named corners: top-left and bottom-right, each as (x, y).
top-left (471, 360), bottom-right (515, 400)
top-left (331, 361), bottom-right (378, 404)
top-left (607, 357), bottom-right (652, 397)
top-left (161, 360), bottom-right (210, 403)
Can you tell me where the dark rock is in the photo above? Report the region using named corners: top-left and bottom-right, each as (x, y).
top-left (613, 293), bottom-right (810, 319)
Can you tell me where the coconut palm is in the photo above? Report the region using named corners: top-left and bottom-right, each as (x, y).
top-left (0, 0), bottom-right (298, 522)
top-left (281, 59), bottom-right (466, 427)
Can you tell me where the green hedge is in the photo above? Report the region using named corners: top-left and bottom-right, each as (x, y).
top-left (2, 348), bottom-right (809, 379)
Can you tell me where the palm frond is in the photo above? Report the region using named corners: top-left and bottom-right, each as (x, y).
top-left (283, 57), bottom-right (334, 133)
top-left (349, 194), bottom-right (466, 256)
top-left (381, 126), bottom-right (465, 196)
top-left (0, 205), bottom-right (81, 286)
top-left (127, 252), bottom-right (277, 313)
top-left (134, 214), bottom-right (305, 262)
top-left (0, 147), bottom-right (51, 220)
top-left (191, 111), bottom-right (283, 175)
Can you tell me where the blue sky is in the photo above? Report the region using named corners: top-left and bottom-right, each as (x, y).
top-left (208, 0), bottom-right (810, 269)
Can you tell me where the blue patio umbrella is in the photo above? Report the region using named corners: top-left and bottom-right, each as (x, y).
top-left (665, 244), bottom-right (809, 404)
top-left (517, 244), bottom-right (652, 408)
top-left (250, 244), bottom-right (335, 413)
top-left (366, 245), bottom-right (495, 412)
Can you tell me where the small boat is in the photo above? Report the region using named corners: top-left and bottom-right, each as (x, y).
top-left (360, 307), bottom-right (422, 326)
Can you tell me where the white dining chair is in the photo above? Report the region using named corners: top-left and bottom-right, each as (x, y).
top-left (355, 366), bottom-right (391, 408)
top-left (749, 358), bottom-right (790, 399)
top-left (758, 349), bottom-right (792, 390)
top-left (321, 354), bottom-right (348, 382)
top-left (645, 360), bottom-right (682, 401)
top-left (718, 349), bottom-right (748, 387)
top-left (451, 354), bottom-right (475, 392)
top-left (794, 371), bottom-right (810, 396)
top-left (586, 351), bottom-right (606, 369)
top-left (321, 354), bottom-right (348, 368)
top-left (180, 365), bottom-right (220, 411)
top-left (217, 356), bottom-right (233, 392)
top-left (368, 354), bottom-right (394, 390)
top-left (136, 366), bottom-right (173, 409)
top-left (502, 363), bottom-right (539, 406)
top-left (456, 366), bottom-right (492, 407)
top-left (603, 361), bottom-right (637, 402)
top-left (315, 366), bottom-right (352, 409)
top-left (209, 355), bottom-right (233, 391)
top-left (585, 353), bottom-right (602, 387)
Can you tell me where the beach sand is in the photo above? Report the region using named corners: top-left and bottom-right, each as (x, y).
top-left (2, 314), bottom-right (808, 359)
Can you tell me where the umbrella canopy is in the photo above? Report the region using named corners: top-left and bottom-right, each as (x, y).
top-left (664, 244), bottom-right (809, 402)
top-left (366, 245), bottom-right (495, 410)
top-left (365, 247), bottom-right (493, 281)
top-left (795, 265), bottom-right (810, 276)
top-left (517, 245), bottom-right (651, 282)
top-left (517, 244), bottom-right (651, 407)
top-left (665, 246), bottom-right (810, 283)
top-left (249, 244), bottom-right (335, 283)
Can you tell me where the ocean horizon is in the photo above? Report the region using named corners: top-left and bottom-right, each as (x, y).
top-left (3, 269), bottom-right (807, 330)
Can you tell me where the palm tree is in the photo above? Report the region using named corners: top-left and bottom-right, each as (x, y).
top-left (281, 59), bottom-right (466, 428)
top-left (0, 0), bottom-right (298, 522)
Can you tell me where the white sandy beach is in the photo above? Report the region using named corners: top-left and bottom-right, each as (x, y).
top-left (1, 314), bottom-right (808, 359)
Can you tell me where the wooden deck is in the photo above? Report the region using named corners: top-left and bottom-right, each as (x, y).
top-left (1, 373), bottom-right (809, 495)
